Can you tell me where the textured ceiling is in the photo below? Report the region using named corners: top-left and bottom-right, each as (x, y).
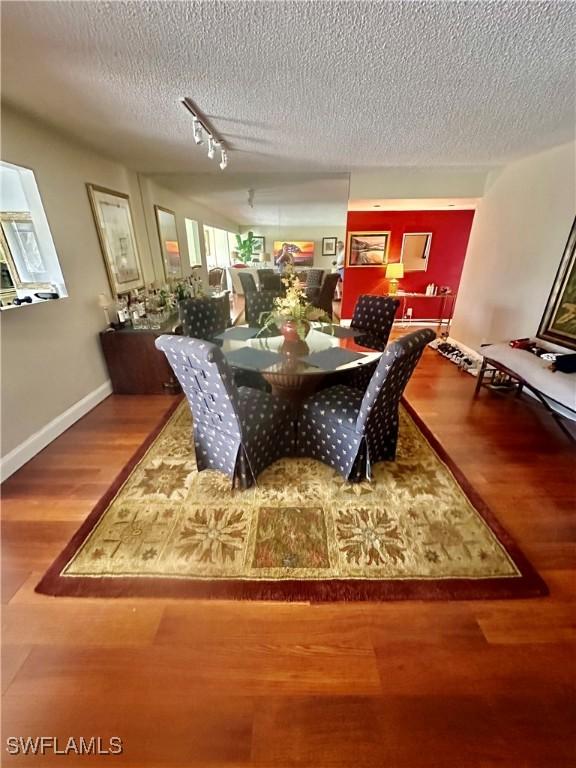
top-left (2, 0), bottom-right (575, 178)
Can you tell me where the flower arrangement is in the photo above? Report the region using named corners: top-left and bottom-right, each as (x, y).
top-left (258, 264), bottom-right (330, 339)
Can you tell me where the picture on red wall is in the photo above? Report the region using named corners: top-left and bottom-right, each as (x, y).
top-left (347, 232), bottom-right (390, 266)
top-left (273, 240), bottom-right (314, 266)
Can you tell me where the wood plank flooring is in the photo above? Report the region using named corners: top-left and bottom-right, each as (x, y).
top-left (2, 344), bottom-right (575, 767)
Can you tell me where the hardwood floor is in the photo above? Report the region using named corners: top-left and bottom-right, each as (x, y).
top-left (2, 343), bottom-right (575, 767)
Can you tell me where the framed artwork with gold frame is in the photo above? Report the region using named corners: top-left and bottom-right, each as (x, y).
top-left (537, 215), bottom-right (576, 351)
top-left (347, 231), bottom-right (390, 266)
top-left (86, 184), bottom-right (144, 295)
top-left (154, 205), bottom-right (183, 280)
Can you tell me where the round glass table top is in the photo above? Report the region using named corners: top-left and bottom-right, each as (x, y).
top-left (219, 323), bottom-right (382, 378)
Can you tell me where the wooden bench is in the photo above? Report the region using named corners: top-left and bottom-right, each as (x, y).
top-left (474, 343), bottom-right (576, 440)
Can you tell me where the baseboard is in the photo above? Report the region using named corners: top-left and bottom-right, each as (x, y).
top-left (0, 380), bottom-right (113, 482)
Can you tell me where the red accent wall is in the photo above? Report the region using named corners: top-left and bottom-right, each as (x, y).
top-left (341, 210), bottom-right (475, 319)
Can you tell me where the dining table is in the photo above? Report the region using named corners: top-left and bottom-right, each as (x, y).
top-left (216, 323), bottom-right (382, 402)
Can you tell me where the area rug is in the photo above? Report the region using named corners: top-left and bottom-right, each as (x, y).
top-left (36, 400), bottom-right (547, 601)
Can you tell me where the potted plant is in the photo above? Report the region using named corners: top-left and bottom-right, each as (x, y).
top-left (235, 231), bottom-right (257, 263)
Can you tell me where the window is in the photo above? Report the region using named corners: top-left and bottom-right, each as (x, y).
top-left (185, 218), bottom-right (201, 266)
top-left (203, 225), bottom-right (237, 269)
top-left (0, 161), bottom-right (68, 309)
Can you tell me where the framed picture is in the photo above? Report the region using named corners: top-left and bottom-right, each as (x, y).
top-left (252, 236), bottom-right (265, 256)
top-left (154, 205), bottom-right (183, 280)
top-left (87, 184), bottom-right (144, 294)
top-left (537, 216), bottom-right (576, 351)
top-left (347, 231), bottom-right (390, 266)
top-left (0, 212), bottom-right (51, 288)
top-left (322, 237), bottom-right (337, 257)
top-left (273, 240), bottom-right (314, 267)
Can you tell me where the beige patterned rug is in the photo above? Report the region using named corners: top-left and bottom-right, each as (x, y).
top-left (37, 400), bottom-right (546, 600)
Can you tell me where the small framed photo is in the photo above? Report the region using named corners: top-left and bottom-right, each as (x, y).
top-left (347, 231), bottom-right (390, 266)
top-left (252, 236), bottom-right (265, 256)
top-left (154, 205), bottom-right (183, 280)
top-left (87, 184), bottom-right (144, 294)
top-left (322, 237), bottom-right (337, 257)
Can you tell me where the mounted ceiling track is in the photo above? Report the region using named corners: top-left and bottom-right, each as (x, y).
top-left (180, 97), bottom-right (229, 169)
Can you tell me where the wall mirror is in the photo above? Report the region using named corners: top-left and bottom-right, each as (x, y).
top-left (401, 232), bottom-right (432, 272)
top-left (0, 160), bottom-right (68, 309)
top-left (154, 205), bottom-right (183, 280)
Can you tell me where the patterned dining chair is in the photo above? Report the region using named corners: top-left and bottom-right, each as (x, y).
top-left (155, 336), bottom-right (296, 489)
top-left (238, 272), bottom-right (258, 296)
top-left (297, 328), bottom-right (436, 482)
top-left (304, 269), bottom-right (325, 302)
top-left (258, 272), bottom-right (283, 292)
top-left (310, 273), bottom-right (340, 318)
top-left (351, 295), bottom-right (400, 336)
top-left (178, 295), bottom-right (230, 341)
top-left (245, 290), bottom-right (281, 327)
top-left (337, 295), bottom-right (401, 391)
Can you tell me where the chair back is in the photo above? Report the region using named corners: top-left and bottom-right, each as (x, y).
top-left (259, 272), bottom-right (283, 292)
top-left (245, 290), bottom-right (281, 327)
top-left (351, 295), bottom-right (399, 333)
top-left (356, 329), bottom-right (436, 434)
top-left (306, 269), bottom-right (324, 291)
top-left (311, 272), bottom-right (339, 316)
top-left (155, 335), bottom-right (242, 439)
top-left (179, 295), bottom-right (229, 340)
top-left (350, 295), bottom-right (399, 350)
top-left (208, 267), bottom-right (224, 288)
top-left (238, 272), bottom-right (258, 295)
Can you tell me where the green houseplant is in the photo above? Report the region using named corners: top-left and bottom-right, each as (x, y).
top-left (235, 231), bottom-right (257, 263)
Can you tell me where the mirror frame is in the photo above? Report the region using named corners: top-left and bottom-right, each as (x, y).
top-left (400, 232), bottom-right (433, 272)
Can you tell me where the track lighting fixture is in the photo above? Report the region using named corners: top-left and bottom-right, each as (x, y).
top-left (192, 118), bottom-right (203, 145)
top-left (181, 97), bottom-right (229, 169)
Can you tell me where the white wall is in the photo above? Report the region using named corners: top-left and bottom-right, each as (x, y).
top-left (451, 141), bottom-right (576, 350)
top-left (349, 167), bottom-right (490, 201)
top-left (240, 225), bottom-right (346, 268)
top-left (0, 108), bottom-right (241, 474)
top-left (0, 107), bottom-right (156, 465)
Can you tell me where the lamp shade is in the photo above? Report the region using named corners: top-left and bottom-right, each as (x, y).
top-left (385, 262), bottom-right (404, 279)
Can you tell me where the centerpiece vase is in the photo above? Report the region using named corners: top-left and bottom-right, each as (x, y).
top-left (280, 319), bottom-right (309, 356)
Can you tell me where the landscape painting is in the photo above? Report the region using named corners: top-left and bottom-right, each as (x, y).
top-left (273, 240), bottom-right (314, 266)
top-left (538, 216), bottom-right (576, 351)
top-left (347, 232), bottom-right (390, 266)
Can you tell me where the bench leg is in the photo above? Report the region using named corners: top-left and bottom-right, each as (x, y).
top-left (474, 358), bottom-right (487, 397)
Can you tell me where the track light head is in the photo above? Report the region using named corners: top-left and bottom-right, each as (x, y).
top-left (207, 135), bottom-right (215, 160)
top-left (219, 148), bottom-right (229, 170)
top-left (192, 118), bottom-right (203, 145)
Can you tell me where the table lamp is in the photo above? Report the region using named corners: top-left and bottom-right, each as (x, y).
top-left (385, 262), bottom-right (404, 295)
top-left (97, 293), bottom-right (112, 326)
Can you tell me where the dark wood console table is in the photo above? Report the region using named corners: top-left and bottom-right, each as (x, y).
top-left (100, 316), bottom-right (181, 395)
